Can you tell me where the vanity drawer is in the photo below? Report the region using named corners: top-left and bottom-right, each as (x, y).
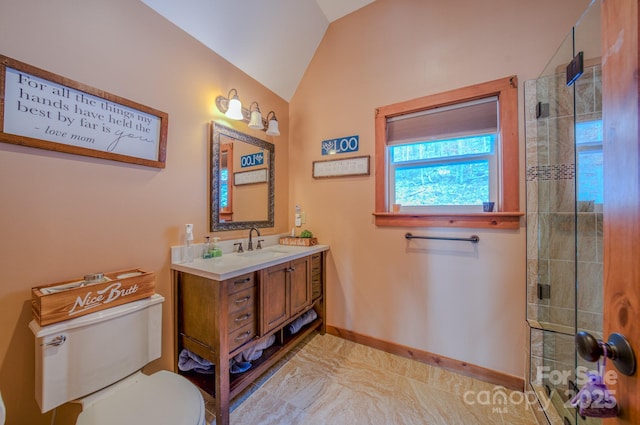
top-left (228, 321), bottom-right (257, 353)
top-left (228, 308), bottom-right (255, 333)
top-left (228, 287), bottom-right (256, 315)
top-left (225, 272), bottom-right (255, 295)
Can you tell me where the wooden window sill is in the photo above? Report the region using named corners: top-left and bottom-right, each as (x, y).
top-left (373, 212), bottom-right (524, 229)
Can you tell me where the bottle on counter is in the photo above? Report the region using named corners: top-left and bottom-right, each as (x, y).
top-left (183, 224), bottom-right (194, 263)
top-left (203, 236), bottom-right (213, 259)
top-left (211, 237), bottom-right (223, 257)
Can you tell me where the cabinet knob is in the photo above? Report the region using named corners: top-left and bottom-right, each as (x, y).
top-left (234, 296), bottom-right (251, 304)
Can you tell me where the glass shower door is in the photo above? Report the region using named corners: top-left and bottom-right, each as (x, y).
top-left (573, 4), bottom-right (603, 423)
top-left (525, 1), bottom-right (603, 424)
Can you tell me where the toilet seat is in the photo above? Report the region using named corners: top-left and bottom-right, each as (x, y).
top-left (75, 371), bottom-right (205, 425)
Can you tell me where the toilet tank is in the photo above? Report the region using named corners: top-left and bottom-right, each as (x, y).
top-left (29, 294), bottom-right (164, 413)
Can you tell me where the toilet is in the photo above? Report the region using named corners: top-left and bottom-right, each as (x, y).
top-left (29, 294), bottom-right (206, 425)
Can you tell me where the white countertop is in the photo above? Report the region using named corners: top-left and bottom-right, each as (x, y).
top-left (171, 243), bottom-right (329, 281)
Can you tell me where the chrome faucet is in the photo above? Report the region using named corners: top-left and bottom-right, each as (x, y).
top-left (247, 226), bottom-right (261, 251)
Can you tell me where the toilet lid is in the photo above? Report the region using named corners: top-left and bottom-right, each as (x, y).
top-left (76, 371), bottom-right (205, 425)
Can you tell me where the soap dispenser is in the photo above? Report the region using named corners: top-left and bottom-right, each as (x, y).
top-left (211, 237), bottom-right (223, 257)
top-left (203, 236), bottom-right (212, 259)
top-left (183, 224), bottom-right (194, 263)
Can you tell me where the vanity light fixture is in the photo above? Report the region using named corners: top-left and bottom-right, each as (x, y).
top-left (248, 101), bottom-right (264, 130)
top-left (215, 90), bottom-right (280, 136)
top-left (224, 88), bottom-right (243, 120)
top-left (265, 111), bottom-right (280, 136)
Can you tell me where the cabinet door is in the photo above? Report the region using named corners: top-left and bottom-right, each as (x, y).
top-left (178, 273), bottom-right (218, 350)
top-left (261, 263), bottom-right (289, 333)
top-left (289, 256), bottom-right (312, 315)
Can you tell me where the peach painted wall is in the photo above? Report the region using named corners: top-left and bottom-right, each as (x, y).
top-left (0, 0), bottom-right (288, 423)
top-left (0, 0), bottom-right (592, 423)
top-left (290, 0), bottom-right (590, 379)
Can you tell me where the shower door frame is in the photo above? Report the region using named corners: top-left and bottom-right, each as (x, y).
top-left (600, 1), bottom-right (640, 423)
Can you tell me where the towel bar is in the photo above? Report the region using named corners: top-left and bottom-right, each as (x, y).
top-left (405, 233), bottom-right (479, 243)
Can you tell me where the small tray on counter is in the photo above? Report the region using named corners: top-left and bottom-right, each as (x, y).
top-left (278, 237), bottom-right (318, 246)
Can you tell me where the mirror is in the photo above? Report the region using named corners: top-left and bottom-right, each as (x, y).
top-left (211, 122), bottom-right (274, 231)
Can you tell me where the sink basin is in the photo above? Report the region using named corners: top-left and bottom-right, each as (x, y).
top-left (237, 249), bottom-right (286, 260)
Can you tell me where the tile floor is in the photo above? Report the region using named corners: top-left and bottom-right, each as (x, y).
top-left (203, 333), bottom-right (541, 425)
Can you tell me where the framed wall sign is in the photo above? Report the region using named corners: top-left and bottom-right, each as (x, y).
top-left (0, 55), bottom-right (168, 168)
top-left (240, 152), bottom-right (264, 168)
top-left (234, 168), bottom-right (268, 185)
top-left (321, 135), bottom-right (359, 155)
top-left (312, 155), bottom-right (370, 179)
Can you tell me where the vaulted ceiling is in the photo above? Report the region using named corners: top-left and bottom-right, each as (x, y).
top-left (140, 0), bottom-right (376, 101)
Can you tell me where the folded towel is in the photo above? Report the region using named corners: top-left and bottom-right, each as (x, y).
top-left (256, 334), bottom-right (276, 350)
top-left (230, 360), bottom-right (251, 374)
top-left (288, 309), bottom-right (317, 335)
top-left (234, 334), bottom-right (276, 363)
top-left (178, 349), bottom-right (214, 374)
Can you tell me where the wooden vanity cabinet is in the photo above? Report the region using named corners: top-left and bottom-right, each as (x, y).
top-left (173, 250), bottom-right (326, 425)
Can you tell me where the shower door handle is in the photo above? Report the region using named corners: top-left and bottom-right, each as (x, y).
top-left (575, 331), bottom-right (636, 376)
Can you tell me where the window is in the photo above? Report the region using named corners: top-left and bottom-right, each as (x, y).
top-left (219, 142), bottom-right (233, 222)
top-left (391, 135), bottom-right (496, 210)
top-left (374, 76), bottom-right (521, 229)
top-left (220, 167), bottom-right (229, 209)
top-left (576, 120), bottom-right (603, 204)
top-left (388, 96), bottom-right (499, 212)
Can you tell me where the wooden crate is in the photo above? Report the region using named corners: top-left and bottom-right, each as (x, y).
top-left (31, 268), bottom-right (155, 326)
top-left (279, 237), bottom-right (318, 246)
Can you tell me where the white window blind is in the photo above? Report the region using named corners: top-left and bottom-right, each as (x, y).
top-left (386, 96), bottom-right (498, 145)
